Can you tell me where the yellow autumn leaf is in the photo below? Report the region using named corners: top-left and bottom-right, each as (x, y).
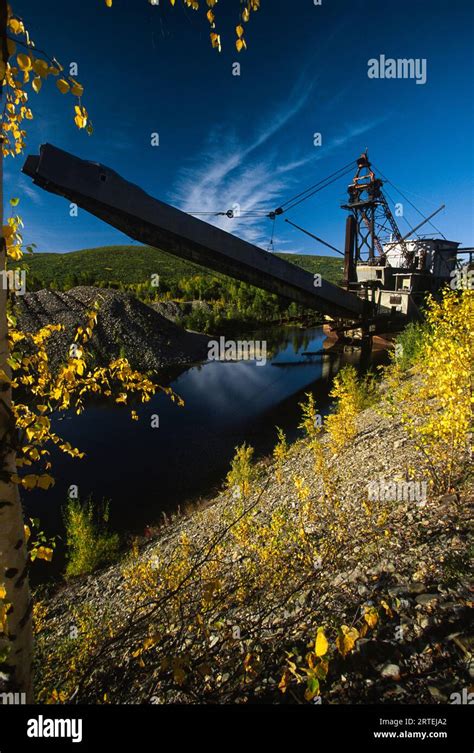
top-left (7, 246), bottom-right (23, 261)
top-left (105, 0), bottom-right (113, 6)
top-left (33, 59), bottom-right (49, 78)
top-left (17, 54), bottom-right (32, 71)
top-left (210, 32), bottom-right (221, 51)
top-left (236, 25), bottom-right (244, 38)
top-left (24, 524), bottom-right (31, 542)
top-left (8, 18), bottom-right (24, 35)
top-left (36, 546), bottom-right (53, 562)
top-left (70, 81), bottom-right (84, 97)
top-left (37, 474), bottom-right (55, 490)
top-left (32, 76), bottom-right (42, 94)
top-left (315, 628), bottom-right (329, 657)
top-left (56, 79), bottom-right (70, 94)
top-left (50, 689), bottom-right (67, 703)
top-left (2, 225), bottom-right (15, 238)
top-left (278, 668), bottom-right (292, 693)
top-left (74, 106), bottom-right (88, 129)
top-left (364, 606), bottom-right (379, 629)
top-left (0, 604), bottom-right (9, 633)
top-left (143, 635), bottom-right (159, 651)
top-left (75, 359), bottom-right (85, 376)
top-left (380, 599), bottom-right (393, 617)
top-left (335, 625), bottom-right (359, 657)
top-left (22, 474), bottom-right (38, 490)
top-left (0, 584), bottom-right (6, 600)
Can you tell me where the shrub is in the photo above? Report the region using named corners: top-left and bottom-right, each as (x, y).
top-left (392, 319), bottom-right (431, 370)
top-left (325, 366), bottom-right (377, 451)
top-left (383, 289), bottom-right (473, 491)
top-left (226, 442), bottom-right (256, 500)
top-left (63, 497), bottom-right (120, 577)
top-left (298, 392), bottom-right (320, 441)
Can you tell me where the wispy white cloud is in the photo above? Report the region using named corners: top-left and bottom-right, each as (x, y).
top-left (5, 174), bottom-right (44, 207)
top-left (171, 86), bottom-right (389, 250)
top-left (19, 179), bottom-right (44, 206)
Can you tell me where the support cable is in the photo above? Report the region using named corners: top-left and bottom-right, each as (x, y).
top-left (372, 163), bottom-right (446, 239)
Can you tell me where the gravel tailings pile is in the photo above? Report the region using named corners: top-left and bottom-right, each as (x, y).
top-left (16, 286), bottom-right (209, 372)
top-left (151, 300), bottom-right (211, 323)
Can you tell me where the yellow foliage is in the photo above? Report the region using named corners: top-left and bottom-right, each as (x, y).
top-left (35, 603), bottom-right (111, 703)
top-left (383, 289), bottom-right (473, 490)
top-left (325, 367), bottom-right (376, 453)
top-left (226, 442), bottom-right (255, 499)
top-left (35, 546), bottom-right (54, 562)
top-left (273, 427), bottom-right (288, 483)
top-left (363, 606), bottom-right (379, 629)
top-left (298, 391), bottom-right (321, 441)
top-left (0, 585), bottom-right (10, 635)
top-left (335, 625), bottom-right (360, 657)
top-left (315, 628), bottom-right (329, 657)
top-left (293, 475), bottom-right (310, 501)
top-left (7, 252), bottom-right (172, 492)
top-left (74, 105), bottom-right (88, 129)
top-left (17, 53), bottom-right (32, 71)
top-left (1, 9), bottom-right (89, 157)
top-left (380, 599), bottom-right (393, 618)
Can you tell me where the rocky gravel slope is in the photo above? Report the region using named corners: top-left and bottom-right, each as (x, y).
top-left (35, 377), bottom-right (473, 705)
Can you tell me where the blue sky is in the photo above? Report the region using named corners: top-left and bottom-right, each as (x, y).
top-left (6, 0), bottom-right (474, 257)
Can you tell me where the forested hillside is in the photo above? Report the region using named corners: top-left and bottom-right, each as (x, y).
top-left (13, 246), bottom-right (343, 332)
top-left (13, 245), bottom-right (343, 291)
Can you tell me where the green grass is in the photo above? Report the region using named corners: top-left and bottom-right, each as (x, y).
top-left (14, 245), bottom-right (343, 289)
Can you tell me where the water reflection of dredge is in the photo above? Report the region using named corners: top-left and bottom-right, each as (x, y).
top-left (23, 145), bottom-right (471, 349)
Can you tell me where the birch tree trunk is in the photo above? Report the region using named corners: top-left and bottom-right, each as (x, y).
top-left (0, 0), bottom-right (33, 701)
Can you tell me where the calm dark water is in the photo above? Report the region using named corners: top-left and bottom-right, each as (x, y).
top-left (25, 326), bottom-right (385, 578)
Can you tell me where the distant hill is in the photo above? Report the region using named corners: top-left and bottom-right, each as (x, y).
top-left (13, 245), bottom-right (344, 289)
top-left (276, 253), bottom-right (344, 284)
